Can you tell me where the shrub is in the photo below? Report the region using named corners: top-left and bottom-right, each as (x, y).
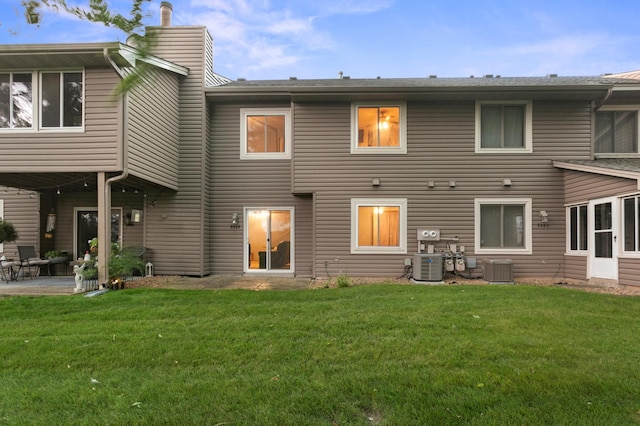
top-left (0, 220), bottom-right (18, 243)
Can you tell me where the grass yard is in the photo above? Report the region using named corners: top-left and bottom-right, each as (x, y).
top-left (0, 284), bottom-right (639, 425)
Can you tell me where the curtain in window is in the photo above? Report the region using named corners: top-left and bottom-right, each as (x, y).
top-left (595, 111), bottom-right (637, 153)
top-left (358, 206), bottom-right (400, 247)
top-left (480, 204), bottom-right (524, 248)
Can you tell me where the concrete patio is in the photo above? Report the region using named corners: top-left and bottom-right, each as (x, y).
top-left (0, 275), bottom-right (77, 296)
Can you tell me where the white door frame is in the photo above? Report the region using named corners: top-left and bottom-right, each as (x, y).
top-left (588, 196), bottom-right (618, 281)
top-left (244, 207), bottom-right (294, 274)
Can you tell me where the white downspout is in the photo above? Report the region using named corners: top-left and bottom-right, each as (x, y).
top-left (100, 48), bottom-right (130, 285)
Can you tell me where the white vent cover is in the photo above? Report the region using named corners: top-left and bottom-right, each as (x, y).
top-left (416, 228), bottom-right (440, 241)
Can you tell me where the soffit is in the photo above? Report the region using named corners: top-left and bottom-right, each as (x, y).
top-left (0, 43), bottom-right (124, 69)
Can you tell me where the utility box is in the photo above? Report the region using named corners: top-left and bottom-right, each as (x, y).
top-left (413, 253), bottom-right (444, 282)
top-left (484, 259), bottom-right (513, 284)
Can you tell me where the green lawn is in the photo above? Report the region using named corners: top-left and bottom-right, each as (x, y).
top-left (1, 284), bottom-right (639, 425)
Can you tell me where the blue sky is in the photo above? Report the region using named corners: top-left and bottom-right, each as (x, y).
top-left (1, 0), bottom-right (640, 81)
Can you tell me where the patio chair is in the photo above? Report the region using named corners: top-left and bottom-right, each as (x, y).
top-left (17, 246), bottom-right (50, 279)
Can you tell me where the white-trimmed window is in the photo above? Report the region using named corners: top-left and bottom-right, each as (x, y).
top-left (40, 71), bottom-right (84, 128)
top-left (1, 70), bottom-right (84, 131)
top-left (595, 107), bottom-right (639, 156)
top-left (623, 195), bottom-right (640, 252)
top-left (351, 198), bottom-right (407, 254)
top-left (240, 108), bottom-right (291, 159)
top-left (567, 204), bottom-right (588, 253)
top-left (0, 72), bottom-right (33, 129)
top-left (475, 198), bottom-right (532, 254)
top-left (475, 101), bottom-right (532, 153)
top-left (351, 102), bottom-right (407, 154)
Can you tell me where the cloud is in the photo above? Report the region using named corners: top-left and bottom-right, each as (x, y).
top-left (175, 0), bottom-right (347, 77)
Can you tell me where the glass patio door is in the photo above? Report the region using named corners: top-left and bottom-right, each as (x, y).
top-left (75, 208), bottom-right (122, 259)
top-left (246, 209), bottom-right (292, 272)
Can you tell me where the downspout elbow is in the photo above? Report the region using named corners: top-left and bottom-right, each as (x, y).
top-left (594, 88), bottom-right (613, 111)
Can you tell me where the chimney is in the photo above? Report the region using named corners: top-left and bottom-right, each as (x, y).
top-left (160, 1), bottom-right (173, 26)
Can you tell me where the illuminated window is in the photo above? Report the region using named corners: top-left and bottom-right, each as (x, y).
top-left (240, 108), bottom-right (291, 159)
top-left (351, 102), bottom-right (406, 154)
top-left (351, 198), bottom-right (407, 254)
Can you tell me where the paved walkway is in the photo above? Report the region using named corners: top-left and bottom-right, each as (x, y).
top-left (0, 275), bottom-right (315, 296)
top-left (0, 276), bottom-right (76, 296)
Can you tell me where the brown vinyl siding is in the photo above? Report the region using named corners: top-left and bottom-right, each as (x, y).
top-left (0, 188), bottom-right (40, 258)
top-left (209, 103), bottom-right (314, 276)
top-left (127, 67), bottom-right (180, 189)
top-left (52, 192), bottom-right (144, 260)
top-left (563, 170), bottom-right (637, 204)
top-left (564, 255), bottom-right (587, 281)
top-left (0, 68), bottom-right (121, 172)
top-left (292, 100), bottom-right (592, 278)
top-left (619, 258), bottom-right (640, 288)
top-left (143, 26), bottom-right (210, 276)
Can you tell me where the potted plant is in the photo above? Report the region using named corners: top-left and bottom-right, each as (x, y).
top-left (0, 219), bottom-right (18, 244)
top-left (44, 250), bottom-right (69, 263)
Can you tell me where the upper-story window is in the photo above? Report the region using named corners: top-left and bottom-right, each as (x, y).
top-left (475, 101), bottom-right (533, 153)
top-left (41, 72), bottom-right (83, 128)
top-left (0, 73), bottom-right (33, 128)
top-left (240, 108), bottom-right (291, 159)
top-left (595, 109), bottom-right (638, 156)
top-left (0, 71), bottom-right (83, 131)
top-left (351, 102), bottom-right (407, 154)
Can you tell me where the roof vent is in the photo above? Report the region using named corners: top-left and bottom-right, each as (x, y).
top-left (429, 75), bottom-right (437, 78)
top-left (237, 77), bottom-right (246, 81)
top-left (343, 76), bottom-right (350, 79)
top-left (547, 73), bottom-right (558, 78)
top-left (160, 1), bottom-right (173, 26)
top-left (484, 74), bottom-right (494, 78)
top-left (289, 77), bottom-right (297, 80)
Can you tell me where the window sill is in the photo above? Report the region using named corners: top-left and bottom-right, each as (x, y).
top-left (475, 248), bottom-right (532, 255)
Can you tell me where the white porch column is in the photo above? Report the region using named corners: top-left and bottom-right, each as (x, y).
top-left (97, 172), bottom-right (110, 285)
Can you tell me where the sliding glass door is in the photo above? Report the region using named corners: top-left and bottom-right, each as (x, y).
top-left (246, 208), bottom-right (292, 272)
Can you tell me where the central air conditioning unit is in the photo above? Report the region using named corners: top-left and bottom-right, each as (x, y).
top-left (484, 259), bottom-right (513, 284)
top-left (413, 253), bottom-right (444, 282)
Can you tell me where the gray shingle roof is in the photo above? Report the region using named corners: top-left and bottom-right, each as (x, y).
top-left (558, 159), bottom-right (640, 174)
top-left (214, 74), bottom-right (635, 90)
